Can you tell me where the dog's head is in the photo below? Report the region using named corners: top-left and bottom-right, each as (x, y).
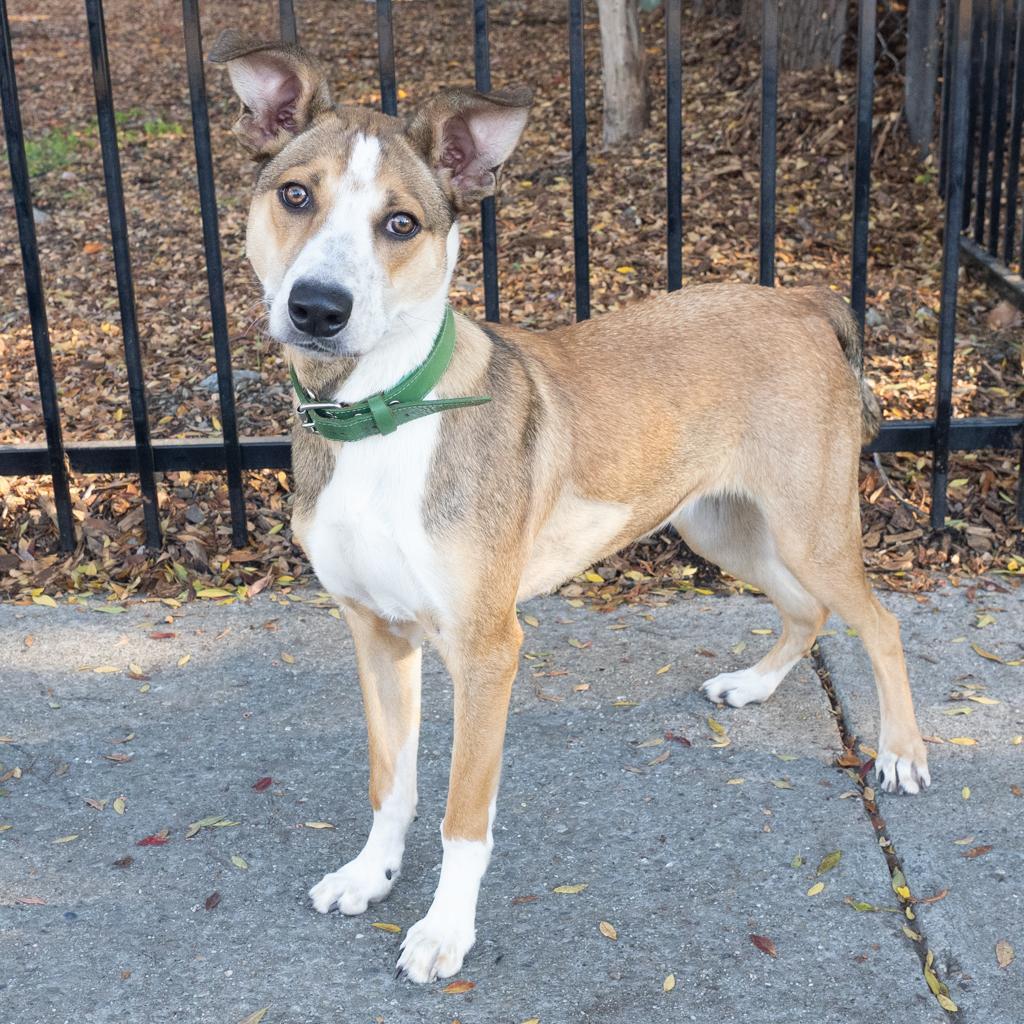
top-left (210, 31), bottom-right (530, 359)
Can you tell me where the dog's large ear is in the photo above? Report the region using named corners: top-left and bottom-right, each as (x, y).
top-left (406, 87), bottom-right (532, 210)
top-left (209, 29), bottom-right (332, 158)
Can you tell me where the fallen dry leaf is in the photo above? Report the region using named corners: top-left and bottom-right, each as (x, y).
top-left (252, 777), bottom-right (273, 792)
top-left (971, 643), bottom-right (1004, 663)
top-left (915, 888), bottom-right (950, 906)
top-left (996, 938), bottom-right (1014, 969)
top-left (553, 883), bottom-right (588, 894)
top-left (204, 891), bottom-right (221, 911)
top-left (985, 299), bottom-right (1022, 330)
top-left (136, 831), bottom-right (169, 846)
top-left (816, 850), bottom-right (842, 875)
top-left (599, 920), bottom-right (618, 940)
top-left (891, 868), bottom-right (911, 900)
top-left (236, 1010), bottom-right (268, 1024)
top-left (962, 844), bottom-right (993, 859)
top-left (750, 934), bottom-right (777, 958)
top-left (442, 980), bottom-right (475, 994)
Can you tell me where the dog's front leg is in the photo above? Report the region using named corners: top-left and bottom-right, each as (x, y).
top-left (397, 607), bottom-right (522, 984)
top-left (309, 604), bottom-right (422, 915)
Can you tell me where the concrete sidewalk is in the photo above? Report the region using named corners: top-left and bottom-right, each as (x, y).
top-left (0, 582), bottom-right (1021, 1024)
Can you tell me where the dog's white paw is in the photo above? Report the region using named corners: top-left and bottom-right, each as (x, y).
top-left (701, 668), bottom-right (778, 708)
top-left (309, 855), bottom-right (396, 916)
top-left (875, 743), bottom-right (931, 795)
top-left (396, 912), bottom-right (475, 984)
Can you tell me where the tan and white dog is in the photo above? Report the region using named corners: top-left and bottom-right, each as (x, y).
top-left (211, 31), bottom-right (930, 984)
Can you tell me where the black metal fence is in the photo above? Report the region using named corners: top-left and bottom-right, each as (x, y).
top-left (957, 1), bottom-right (1024, 297)
top-left (1, 0), bottom-right (1022, 556)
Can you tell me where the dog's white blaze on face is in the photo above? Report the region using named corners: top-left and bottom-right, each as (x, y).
top-left (265, 134), bottom-right (389, 354)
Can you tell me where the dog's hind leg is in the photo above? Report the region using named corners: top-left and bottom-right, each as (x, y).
top-left (766, 505), bottom-right (929, 795)
top-left (673, 494), bottom-right (827, 707)
top-left (309, 603), bottom-right (422, 915)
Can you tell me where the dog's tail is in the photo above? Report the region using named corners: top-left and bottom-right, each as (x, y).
top-left (820, 292), bottom-right (881, 444)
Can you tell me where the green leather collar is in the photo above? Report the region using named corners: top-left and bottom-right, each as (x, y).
top-left (289, 306), bottom-right (489, 442)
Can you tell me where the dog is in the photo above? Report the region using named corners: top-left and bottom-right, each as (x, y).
top-left (211, 30), bottom-right (929, 984)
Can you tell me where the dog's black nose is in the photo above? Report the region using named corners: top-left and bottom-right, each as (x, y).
top-left (288, 280), bottom-right (353, 338)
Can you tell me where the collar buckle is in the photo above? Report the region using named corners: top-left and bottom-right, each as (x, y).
top-left (297, 399), bottom-right (348, 431)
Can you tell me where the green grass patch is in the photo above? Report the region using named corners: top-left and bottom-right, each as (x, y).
top-left (18, 109), bottom-right (185, 178)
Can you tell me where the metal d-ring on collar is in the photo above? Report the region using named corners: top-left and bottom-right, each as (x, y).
top-left (289, 306), bottom-right (490, 442)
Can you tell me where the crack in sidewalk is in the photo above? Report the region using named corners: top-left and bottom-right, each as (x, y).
top-left (811, 642), bottom-right (964, 1021)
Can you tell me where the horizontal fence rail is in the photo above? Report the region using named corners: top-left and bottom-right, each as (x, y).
top-left (0, 0), bottom-right (1022, 557)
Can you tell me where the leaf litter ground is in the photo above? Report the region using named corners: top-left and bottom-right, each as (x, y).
top-left (1, 1), bottom-right (1022, 608)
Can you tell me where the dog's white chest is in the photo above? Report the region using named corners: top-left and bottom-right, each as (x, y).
top-left (304, 417), bottom-right (444, 623)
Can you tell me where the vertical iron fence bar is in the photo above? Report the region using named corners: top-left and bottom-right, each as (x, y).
top-left (940, 0), bottom-right (956, 197)
top-left (974, 0), bottom-right (996, 242)
top-left (987, 0), bottom-right (1011, 253)
top-left (1018, 432), bottom-right (1024, 520)
top-left (377, 0), bottom-right (397, 116)
top-left (759, 0), bottom-right (779, 287)
top-left (963, 0), bottom-right (985, 227)
top-left (0, 0), bottom-right (75, 550)
top-left (932, 0), bottom-right (973, 531)
top-left (568, 0), bottom-right (590, 319)
top-left (850, 0), bottom-right (876, 337)
top-left (182, 0), bottom-right (247, 547)
top-left (665, 0), bottom-right (683, 292)
top-left (84, 0), bottom-right (161, 547)
top-left (473, 0), bottom-right (500, 321)
top-left (279, 0), bottom-right (298, 45)
top-left (1003, 0), bottom-right (1024, 265)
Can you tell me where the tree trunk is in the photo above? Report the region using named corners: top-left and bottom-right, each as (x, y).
top-left (742, 0), bottom-right (850, 71)
top-left (905, 0), bottom-right (941, 158)
top-left (597, 0), bottom-right (649, 147)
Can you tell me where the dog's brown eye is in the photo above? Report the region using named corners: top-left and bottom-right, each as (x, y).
top-left (279, 183), bottom-right (310, 210)
top-left (385, 212), bottom-right (419, 238)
